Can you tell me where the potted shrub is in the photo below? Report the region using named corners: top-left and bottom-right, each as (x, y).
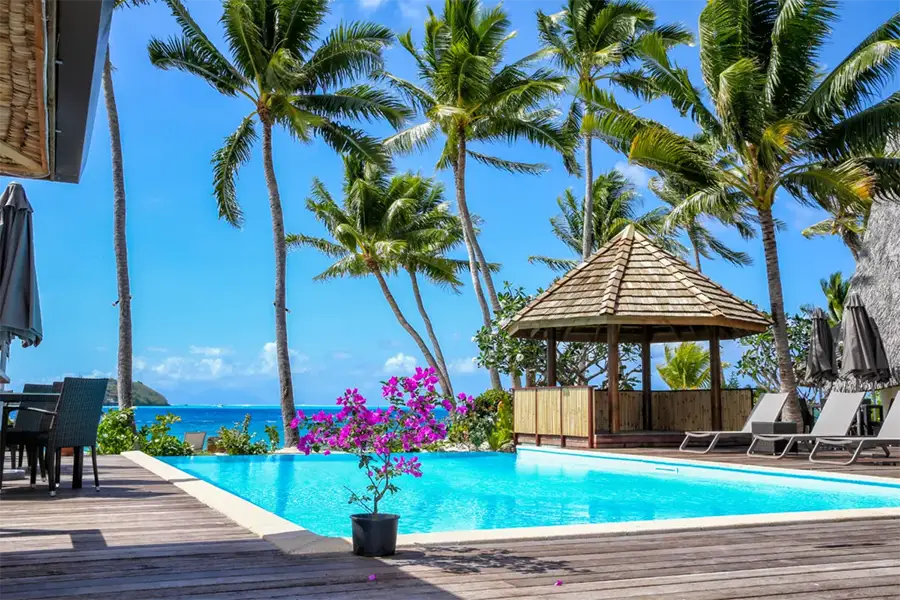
top-left (293, 367), bottom-right (471, 557)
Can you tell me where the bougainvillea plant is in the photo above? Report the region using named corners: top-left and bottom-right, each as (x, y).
top-left (293, 367), bottom-right (472, 514)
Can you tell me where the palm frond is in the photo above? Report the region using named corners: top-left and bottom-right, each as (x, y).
top-left (466, 150), bottom-right (548, 175)
top-left (294, 85), bottom-right (411, 128)
top-left (211, 114), bottom-right (257, 227)
top-left (527, 255), bottom-right (579, 272)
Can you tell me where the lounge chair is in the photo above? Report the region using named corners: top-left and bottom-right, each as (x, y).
top-left (809, 392), bottom-right (900, 466)
top-left (679, 392), bottom-right (789, 454)
top-left (747, 391), bottom-right (865, 459)
top-left (184, 431), bottom-right (207, 451)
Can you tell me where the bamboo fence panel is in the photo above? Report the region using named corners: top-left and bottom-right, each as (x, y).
top-left (513, 389), bottom-right (536, 434)
top-left (722, 389), bottom-right (753, 430)
top-left (536, 388), bottom-right (561, 435)
top-left (652, 390), bottom-right (710, 431)
top-left (620, 391), bottom-right (643, 431)
top-left (562, 387), bottom-right (590, 437)
top-left (594, 389), bottom-right (609, 432)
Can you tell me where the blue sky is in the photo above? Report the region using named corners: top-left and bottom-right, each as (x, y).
top-left (2, 0), bottom-right (894, 405)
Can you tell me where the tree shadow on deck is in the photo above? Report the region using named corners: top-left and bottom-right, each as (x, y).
top-left (392, 544), bottom-right (593, 577)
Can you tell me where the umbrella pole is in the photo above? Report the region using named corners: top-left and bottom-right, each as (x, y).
top-left (0, 334), bottom-right (9, 391)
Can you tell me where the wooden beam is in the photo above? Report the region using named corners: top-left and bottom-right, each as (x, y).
top-left (641, 326), bottom-right (652, 431)
top-left (608, 324), bottom-right (620, 434)
top-left (587, 386), bottom-right (595, 448)
top-left (709, 326), bottom-right (722, 430)
top-left (546, 328), bottom-right (557, 387)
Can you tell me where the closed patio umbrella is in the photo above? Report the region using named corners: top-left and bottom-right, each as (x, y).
top-left (0, 182), bottom-right (43, 389)
top-left (806, 307), bottom-right (836, 384)
top-left (840, 292), bottom-right (889, 383)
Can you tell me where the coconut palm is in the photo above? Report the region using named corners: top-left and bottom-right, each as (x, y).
top-left (288, 157), bottom-right (464, 396)
top-left (148, 0), bottom-right (409, 446)
top-left (104, 0), bottom-right (153, 419)
top-left (656, 342), bottom-right (711, 389)
top-left (649, 175), bottom-right (754, 272)
top-left (529, 169), bottom-right (686, 271)
top-left (384, 0), bottom-right (577, 388)
top-left (536, 0), bottom-right (692, 260)
top-left (802, 199), bottom-right (871, 260)
top-left (820, 271), bottom-right (851, 327)
top-left (590, 5), bottom-right (900, 426)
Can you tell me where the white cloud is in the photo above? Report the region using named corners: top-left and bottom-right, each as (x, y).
top-left (615, 161), bottom-right (651, 188)
top-left (249, 342), bottom-right (308, 375)
top-left (89, 369), bottom-right (112, 379)
top-left (189, 345), bottom-right (229, 357)
top-left (449, 357), bottom-right (478, 374)
top-left (333, 351), bottom-right (352, 360)
top-left (384, 352), bottom-right (416, 373)
top-left (359, 0), bottom-right (387, 8)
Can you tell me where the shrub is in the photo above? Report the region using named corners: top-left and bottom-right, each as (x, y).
top-left (139, 413), bottom-right (194, 456)
top-left (97, 408), bottom-right (138, 454)
top-left (264, 423), bottom-right (281, 451)
top-left (217, 414), bottom-right (270, 455)
top-left (449, 389), bottom-right (512, 449)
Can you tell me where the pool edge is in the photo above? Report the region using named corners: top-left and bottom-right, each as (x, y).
top-left (121, 451), bottom-right (351, 555)
top-left (123, 449), bottom-right (900, 550)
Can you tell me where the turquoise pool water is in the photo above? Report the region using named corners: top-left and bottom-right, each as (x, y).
top-left (161, 449), bottom-right (900, 537)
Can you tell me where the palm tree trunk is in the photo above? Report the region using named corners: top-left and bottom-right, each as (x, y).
top-left (692, 241), bottom-right (702, 272)
top-left (454, 127), bottom-right (502, 390)
top-left (261, 118), bottom-right (298, 448)
top-left (372, 268), bottom-right (449, 395)
top-left (407, 268), bottom-right (453, 397)
top-left (581, 132), bottom-right (594, 261)
top-left (471, 233), bottom-right (501, 314)
top-left (103, 49), bottom-right (134, 423)
top-left (758, 206), bottom-right (801, 427)
top-left (511, 370), bottom-right (522, 388)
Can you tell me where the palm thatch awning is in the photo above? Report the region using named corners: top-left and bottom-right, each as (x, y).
top-left (505, 225), bottom-right (770, 343)
top-left (837, 199), bottom-right (900, 391)
top-left (0, 0), bottom-right (112, 183)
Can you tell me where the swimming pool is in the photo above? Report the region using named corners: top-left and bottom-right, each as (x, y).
top-left (160, 448), bottom-right (900, 538)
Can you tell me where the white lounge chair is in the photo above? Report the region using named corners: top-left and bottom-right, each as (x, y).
top-left (747, 392), bottom-right (865, 459)
top-left (809, 392), bottom-right (900, 466)
top-left (184, 431), bottom-right (207, 451)
top-left (679, 393), bottom-right (789, 454)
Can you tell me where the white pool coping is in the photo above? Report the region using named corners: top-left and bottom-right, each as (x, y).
top-left (122, 448), bottom-right (900, 553)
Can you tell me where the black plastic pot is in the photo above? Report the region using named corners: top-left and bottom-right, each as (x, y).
top-left (350, 513), bottom-right (400, 557)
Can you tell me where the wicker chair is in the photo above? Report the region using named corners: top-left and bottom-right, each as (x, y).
top-left (11, 383), bottom-right (62, 469)
top-left (2, 378), bottom-right (108, 496)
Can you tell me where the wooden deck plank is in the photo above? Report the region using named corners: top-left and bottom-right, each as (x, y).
top-left (1, 454), bottom-right (898, 600)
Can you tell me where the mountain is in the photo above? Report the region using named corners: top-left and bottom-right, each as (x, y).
top-left (103, 379), bottom-right (169, 406)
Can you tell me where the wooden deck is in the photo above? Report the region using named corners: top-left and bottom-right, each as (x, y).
top-left (2, 454), bottom-right (900, 599)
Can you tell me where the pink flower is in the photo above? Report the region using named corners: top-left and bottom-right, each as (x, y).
top-left (368, 574), bottom-right (377, 582)
top-left (554, 580), bottom-right (563, 587)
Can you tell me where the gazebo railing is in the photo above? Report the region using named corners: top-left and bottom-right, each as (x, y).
top-left (513, 387), bottom-right (754, 447)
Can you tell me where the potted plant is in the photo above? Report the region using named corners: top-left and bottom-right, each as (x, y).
top-left (293, 367), bottom-right (471, 556)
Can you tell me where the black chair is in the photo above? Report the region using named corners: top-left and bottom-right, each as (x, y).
top-left (11, 383), bottom-right (62, 469)
top-left (1, 378), bottom-right (108, 496)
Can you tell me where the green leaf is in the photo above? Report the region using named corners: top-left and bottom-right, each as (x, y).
top-left (211, 114), bottom-right (257, 227)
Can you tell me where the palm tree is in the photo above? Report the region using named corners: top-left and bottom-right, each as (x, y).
top-left (656, 342), bottom-right (711, 389)
top-left (149, 0), bottom-right (409, 446)
top-left (802, 199), bottom-right (871, 260)
top-left (288, 157), bottom-right (462, 396)
top-left (591, 5), bottom-right (900, 426)
top-left (104, 0), bottom-right (153, 420)
top-left (384, 0), bottom-right (576, 389)
top-left (649, 176), bottom-right (753, 272)
top-left (536, 0), bottom-right (692, 261)
top-left (529, 169), bottom-right (686, 271)
top-left (820, 271), bottom-right (851, 327)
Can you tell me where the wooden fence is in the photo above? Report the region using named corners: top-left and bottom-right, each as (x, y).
top-left (513, 386), bottom-right (753, 446)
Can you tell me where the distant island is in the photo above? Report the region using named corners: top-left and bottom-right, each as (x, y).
top-left (103, 379), bottom-right (169, 406)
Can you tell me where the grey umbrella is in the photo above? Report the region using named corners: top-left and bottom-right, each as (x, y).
top-left (0, 182), bottom-right (43, 387)
top-left (840, 292), bottom-right (889, 383)
top-left (806, 307), bottom-right (836, 384)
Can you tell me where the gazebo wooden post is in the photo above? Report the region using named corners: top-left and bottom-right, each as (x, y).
top-left (608, 324), bottom-right (620, 433)
top-left (709, 326), bottom-right (722, 430)
top-left (546, 328), bottom-right (557, 386)
top-left (641, 326), bottom-right (652, 431)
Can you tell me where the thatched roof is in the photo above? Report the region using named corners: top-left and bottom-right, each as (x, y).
top-left (506, 225), bottom-right (771, 343)
top-left (838, 199), bottom-right (900, 390)
top-left (0, 0), bottom-right (49, 179)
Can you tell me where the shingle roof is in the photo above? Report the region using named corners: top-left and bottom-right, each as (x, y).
top-left (506, 225), bottom-right (771, 342)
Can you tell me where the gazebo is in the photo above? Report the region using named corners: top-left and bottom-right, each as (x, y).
top-left (505, 225), bottom-right (772, 447)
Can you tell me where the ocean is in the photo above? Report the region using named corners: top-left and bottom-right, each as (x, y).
top-left (118, 405), bottom-right (450, 448)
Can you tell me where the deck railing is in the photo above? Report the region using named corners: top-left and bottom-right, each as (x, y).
top-left (513, 386), bottom-right (753, 447)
